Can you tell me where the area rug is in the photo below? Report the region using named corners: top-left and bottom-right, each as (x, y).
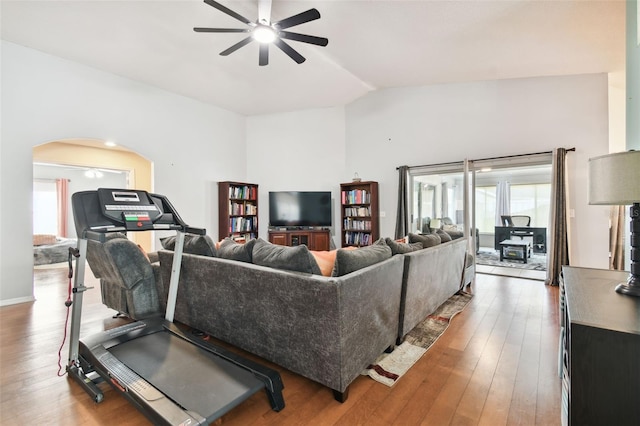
top-left (476, 249), bottom-right (547, 271)
top-left (363, 291), bottom-right (473, 386)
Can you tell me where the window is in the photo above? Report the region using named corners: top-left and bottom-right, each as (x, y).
top-left (510, 183), bottom-right (551, 227)
top-left (475, 186), bottom-right (497, 233)
top-left (33, 180), bottom-right (57, 235)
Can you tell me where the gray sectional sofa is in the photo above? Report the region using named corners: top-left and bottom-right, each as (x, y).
top-left (86, 231), bottom-right (471, 402)
top-left (156, 245), bottom-right (404, 402)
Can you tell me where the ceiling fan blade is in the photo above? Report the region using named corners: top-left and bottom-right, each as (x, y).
top-left (273, 38), bottom-right (305, 64)
top-left (258, 0), bottom-right (272, 24)
top-left (273, 8), bottom-right (320, 30)
top-left (220, 36), bottom-right (254, 56)
top-left (279, 31), bottom-right (328, 47)
top-left (259, 43), bottom-right (269, 66)
top-left (203, 0), bottom-right (252, 25)
top-left (194, 27), bottom-right (250, 33)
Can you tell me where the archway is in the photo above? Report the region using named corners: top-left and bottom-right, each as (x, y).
top-left (32, 139), bottom-right (153, 255)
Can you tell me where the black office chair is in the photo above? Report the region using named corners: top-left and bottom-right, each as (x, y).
top-left (510, 216), bottom-right (534, 254)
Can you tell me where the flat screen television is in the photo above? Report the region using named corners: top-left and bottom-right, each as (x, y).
top-left (269, 191), bottom-right (332, 227)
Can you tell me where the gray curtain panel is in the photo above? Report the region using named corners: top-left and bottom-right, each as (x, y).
top-left (546, 148), bottom-right (570, 286)
top-left (395, 166), bottom-right (409, 239)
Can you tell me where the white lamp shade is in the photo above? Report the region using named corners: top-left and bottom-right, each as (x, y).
top-left (588, 150), bottom-right (640, 205)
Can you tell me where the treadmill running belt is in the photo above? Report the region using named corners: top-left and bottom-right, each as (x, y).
top-left (109, 331), bottom-right (264, 422)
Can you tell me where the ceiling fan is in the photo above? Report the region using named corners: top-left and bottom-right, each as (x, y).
top-left (194, 0), bottom-right (328, 66)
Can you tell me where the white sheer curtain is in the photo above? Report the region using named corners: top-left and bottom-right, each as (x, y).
top-left (495, 180), bottom-right (510, 226)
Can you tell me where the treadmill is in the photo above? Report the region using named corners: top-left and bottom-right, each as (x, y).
top-left (66, 188), bottom-right (284, 425)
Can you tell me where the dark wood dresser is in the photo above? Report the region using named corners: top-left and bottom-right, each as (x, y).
top-left (561, 266), bottom-right (640, 426)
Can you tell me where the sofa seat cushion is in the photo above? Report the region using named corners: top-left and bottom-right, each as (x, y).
top-left (252, 238), bottom-right (322, 275)
top-left (217, 237), bottom-right (257, 262)
top-left (408, 232), bottom-right (441, 248)
top-left (160, 234), bottom-right (217, 257)
top-left (384, 238), bottom-right (423, 255)
top-left (332, 238), bottom-right (392, 277)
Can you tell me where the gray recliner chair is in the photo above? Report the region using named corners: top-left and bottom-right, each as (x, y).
top-left (85, 233), bottom-right (162, 320)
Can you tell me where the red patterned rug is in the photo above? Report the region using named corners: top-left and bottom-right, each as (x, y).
top-left (363, 291), bottom-right (473, 386)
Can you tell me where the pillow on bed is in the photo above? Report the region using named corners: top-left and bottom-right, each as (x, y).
top-left (435, 229), bottom-right (452, 242)
top-left (331, 238), bottom-right (392, 277)
top-left (33, 234), bottom-right (57, 246)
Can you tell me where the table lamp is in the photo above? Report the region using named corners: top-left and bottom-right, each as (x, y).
top-left (588, 150), bottom-right (640, 297)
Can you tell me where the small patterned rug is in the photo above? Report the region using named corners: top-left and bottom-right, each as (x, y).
top-left (476, 249), bottom-right (547, 271)
top-left (363, 291), bottom-right (473, 387)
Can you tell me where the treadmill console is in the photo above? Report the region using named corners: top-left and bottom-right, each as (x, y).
top-left (72, 188), bottom-right (188, 236)
top-left (98, 189), bottom-right (161, 230)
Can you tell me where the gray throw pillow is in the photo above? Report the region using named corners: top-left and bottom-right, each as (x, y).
top-left (384, 238), bottom-right (423, 255)
top-left (332, 238), bottom-right (392, 277)
top-left (444, 229), bottom-right (464, 240)
top-left (436, 229), bottom-right (452, 242)
top-left (160, 234), bottom-right (217, 257)
top-left (252, 238), bottom-right (322, 275)
top-left (217, 237), bottom-right (257, 263)
top-left (408, 232), bottom-right (441, 248)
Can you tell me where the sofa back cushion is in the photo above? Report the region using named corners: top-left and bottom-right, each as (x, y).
top-left (252, 238), bottom-right (322, 275)
top-left (435, 229), bottom-right (452, 242)
top-left (384, 237), bottom-right (423, 255)
top-left (408, 232), bottom-right (441, 248)
top-left (217, 237), bottom-right (257, 263)
top-left (160, 234), bottom-right (217, 257)
top-left (332, 238), bottom-right (392, 277)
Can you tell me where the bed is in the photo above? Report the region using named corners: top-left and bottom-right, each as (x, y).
top-left (33, 234), bottom-right (78, 266)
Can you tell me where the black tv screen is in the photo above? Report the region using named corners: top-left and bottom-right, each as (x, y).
top-left (269, 191), bottom-right (332, 227)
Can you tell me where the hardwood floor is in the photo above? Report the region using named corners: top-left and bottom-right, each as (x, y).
top-left (0, 266), bottom-right (561, 425)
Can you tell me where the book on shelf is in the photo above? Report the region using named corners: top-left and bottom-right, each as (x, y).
top-left (341, 189), bottom-right (370, 205)
top-left (344, 206), bottom-right (371, 217)
top-left (229, 185), bottom-right (257, 200)
top-left (343, 218), bottom-right (372, 230)
top-left (228, 216), bottom-right (257, 233)
top-left (229, 201), bottom-right (257, 216)
top-left (344, 231), bottom-right (372, 246)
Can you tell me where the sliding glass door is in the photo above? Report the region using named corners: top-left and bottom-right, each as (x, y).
top-left (408, 152), bottom-right (553, 272)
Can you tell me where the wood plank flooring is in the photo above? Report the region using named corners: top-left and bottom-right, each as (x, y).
top-left (0, 266), bottom-right (561, 425)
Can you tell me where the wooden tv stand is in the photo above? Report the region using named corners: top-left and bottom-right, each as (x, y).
top-left (268, 229), bottom-right (331, 251)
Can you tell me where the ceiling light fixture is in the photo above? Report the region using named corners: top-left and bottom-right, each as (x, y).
top-left (104, 141), bottom-right (117, 147)
top-left (252, 25), bottom-right (276, 43)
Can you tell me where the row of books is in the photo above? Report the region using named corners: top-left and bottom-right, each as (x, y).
top-left (344, 231), bottom-right (373, 246)
top-left (228, 216), bottom-right (257, 232)
top-left (229, 185), bottom-right (257, 200)
top-left (230, 233), bottom-right (257, 243)
top-left (341, 189), bottom-right (370, 205)
top-left (343, 218), bottom-right (372, 231)
top-left (229, 201), bottom-right (257, 216)
top-left (343, 206), bottom-right (371, 217)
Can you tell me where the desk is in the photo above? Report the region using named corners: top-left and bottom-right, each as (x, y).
top-left (494, 226), bottom-right (546, 253)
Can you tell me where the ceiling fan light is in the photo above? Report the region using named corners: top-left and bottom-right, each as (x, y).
top-left (252, 25), bottom-right (276, 43)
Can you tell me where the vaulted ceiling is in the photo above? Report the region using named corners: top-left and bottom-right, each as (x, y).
top-left (1, 0), bottom-right (626, 116)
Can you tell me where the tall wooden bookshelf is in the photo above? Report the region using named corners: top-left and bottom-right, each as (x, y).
top-left (340, 181), bottom-right (379, 247)
top-left (218, 181), bottom-right (258, 241)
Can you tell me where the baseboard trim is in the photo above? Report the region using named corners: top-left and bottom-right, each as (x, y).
top-left (0, 295), bottom-right (36, 307)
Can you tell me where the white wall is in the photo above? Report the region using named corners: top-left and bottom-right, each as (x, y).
top-left (1, 40), bottom-right (614, 305)
top-left (246, 107), bottom-right (346, 247)
top-left (344, 74), bottom-right (610, 268)
top-left (1, 41), bottom-right (246, 305)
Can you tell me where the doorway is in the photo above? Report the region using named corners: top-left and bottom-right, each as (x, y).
top-left (408, 152), bottom-right (552, 280)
